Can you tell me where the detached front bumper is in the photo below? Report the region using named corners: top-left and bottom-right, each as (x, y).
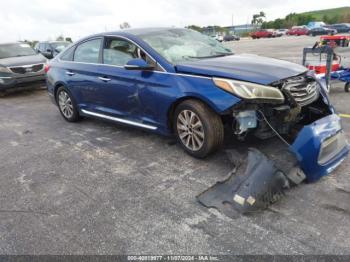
top-left (290, 114), bottom-right (349, 182)
top-left (0, 74), bottom-right (45, 91)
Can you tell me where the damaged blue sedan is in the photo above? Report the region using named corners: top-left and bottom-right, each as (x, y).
top-left (46, 28), bottom-right (349, 182)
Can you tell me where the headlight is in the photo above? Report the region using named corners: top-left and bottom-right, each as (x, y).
top-left (213, 78), bottom-right (284, 103)
top-left (0, 65), bottom-right (10, 74)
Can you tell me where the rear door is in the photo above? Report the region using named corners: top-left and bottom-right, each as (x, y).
top-left (64, 37), bottom-right (104, 110)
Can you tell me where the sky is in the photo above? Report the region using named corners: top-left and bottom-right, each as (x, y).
top-left (0, 0), bottom-right (349, 43)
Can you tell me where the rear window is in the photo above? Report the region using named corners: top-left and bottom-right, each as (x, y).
top-left (0, 43), bottom-right (36, 59)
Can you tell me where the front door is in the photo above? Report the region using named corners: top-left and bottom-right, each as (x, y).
top-left (91, 36), bottom-right (167, 128)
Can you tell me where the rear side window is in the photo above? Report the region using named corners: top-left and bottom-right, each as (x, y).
top-left (74, 38), bottom-right (102, 63)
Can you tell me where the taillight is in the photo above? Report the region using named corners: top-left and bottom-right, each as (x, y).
top-left (44, 64), bottom-right (50, 73)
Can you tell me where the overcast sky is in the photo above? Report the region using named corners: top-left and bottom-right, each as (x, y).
top-left (0, 0), bottom-right (348, 42)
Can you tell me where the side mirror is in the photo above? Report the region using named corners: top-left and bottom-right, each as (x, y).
top-left (124, 58), bottom-right (154, 71)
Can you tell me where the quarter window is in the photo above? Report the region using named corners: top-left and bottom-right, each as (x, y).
top-left (74, 38), bottom-right (102, 63)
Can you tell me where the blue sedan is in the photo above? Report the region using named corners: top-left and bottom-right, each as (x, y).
top-left (46, 28), bottom-right (349, 181)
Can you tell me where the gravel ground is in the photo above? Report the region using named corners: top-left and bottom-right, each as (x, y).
top-left (0, 35), bottom-right (349, 255)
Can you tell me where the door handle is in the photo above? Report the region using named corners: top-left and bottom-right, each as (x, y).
top-left (98, 76), bottom-right (111, 82)
top-left (66, 71), bottom-right (75, 76)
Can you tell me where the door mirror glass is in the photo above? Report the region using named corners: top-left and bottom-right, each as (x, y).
top-left (124, 58), bottom-right (154, 70)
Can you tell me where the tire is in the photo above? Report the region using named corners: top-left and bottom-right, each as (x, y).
top-left (56, 86), bottom-right (80, 122)
top-left (345, 83), bottom-right (350, 93)
top-left (173, 100), bottom-right (224, 158)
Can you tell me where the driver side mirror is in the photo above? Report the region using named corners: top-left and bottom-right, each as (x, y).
top-left (124, 58), bottom-right (154, 71)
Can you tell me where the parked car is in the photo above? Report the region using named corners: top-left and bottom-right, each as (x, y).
top-left (0, 42), bottom-right (47, 91)
top-left (287, 27), bottom-right (309, 36)
top-left (276, 29), bottom-right (288, 36)
top-left (34, 41), bottom-right (70, 59)
top-left (223, 34), bottom-right (240, 41)
top-left (250, 29), bottom-right (274, 39)
top-left (46, 27), bottom-right (349, 180)
top-left (308, 27), bottom-right (337, 36)
top-left (326, 24), bottom-right (350, 33)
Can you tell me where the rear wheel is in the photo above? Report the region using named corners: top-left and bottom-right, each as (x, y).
top-left (56, 86), bottom-right (80, 122)
top-left (174, 100), bottom-right (224, 158)
top-left (345, 83), bottom-right (349, 93)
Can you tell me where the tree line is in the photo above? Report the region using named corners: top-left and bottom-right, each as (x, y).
top-left (261, 12), bottom-right (350, 29)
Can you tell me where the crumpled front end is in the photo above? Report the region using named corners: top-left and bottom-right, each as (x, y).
top-left (290, 114), bottom-right (349, 182)
top-left (228, 71), bottom-right (349, 182)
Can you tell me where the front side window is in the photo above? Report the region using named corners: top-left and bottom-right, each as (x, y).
top-left (74, 38), bottom-right (102, 63)
top-left (103, 37), bottom-right (159, 70)
top-left (137, 28), bottom-right (232, 64)
top-left (103, 38), bottom-right (138, 66)
top-left (0, 43), bottom-right (36, 59)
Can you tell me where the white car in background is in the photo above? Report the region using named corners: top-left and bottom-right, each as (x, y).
top-left (276, 29), bottom-right (288, 36)
top-left (211, 34), bottom-right (224, 42)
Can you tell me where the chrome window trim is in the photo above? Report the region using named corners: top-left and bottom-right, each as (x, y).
top-left (81, 109), bottom-right (158, 130)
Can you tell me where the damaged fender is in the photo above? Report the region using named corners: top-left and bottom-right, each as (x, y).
top-left (290, 114), bottom-right (350, 182)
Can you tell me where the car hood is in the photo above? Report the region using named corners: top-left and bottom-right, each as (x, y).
top-left (0, 54), bottom-right (47, 67)
top-left (175, 54), bottom-right (308, 85)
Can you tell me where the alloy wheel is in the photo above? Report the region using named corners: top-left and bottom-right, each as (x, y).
top-left (58, 91), bottom-right (74, 119)
top-left (177, 110), bottom-right (205, 151)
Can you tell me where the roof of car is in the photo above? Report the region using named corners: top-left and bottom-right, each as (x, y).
top-left (86, 27), bottom-right (183, 40)
top-left (106, 27), bottom-right (176, 35)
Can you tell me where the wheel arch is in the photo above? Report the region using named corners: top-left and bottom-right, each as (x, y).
top-left (166, 96), bottom-right (225, 133)
top-left (53, 82), bottom-right (68, 103)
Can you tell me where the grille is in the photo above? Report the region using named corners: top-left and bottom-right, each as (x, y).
top-left (9, 64), bottom-right (44, 74)
top-left (282, 75), bottom-right (319, 107)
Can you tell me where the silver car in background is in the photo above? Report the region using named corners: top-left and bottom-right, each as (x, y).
top-left (0, 42), bottom-right (47, 91)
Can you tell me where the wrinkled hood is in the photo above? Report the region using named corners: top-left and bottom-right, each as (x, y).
top-left (175, 54), bottom-right (308, 85)
top-left (0, 54), bottom-right (47, 67)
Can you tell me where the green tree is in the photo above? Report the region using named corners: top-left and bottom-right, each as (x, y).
top-left (56, 35), bottom-right (64, 41)
top-left (186, 25), bottom-right (203, 32)
top-left (120, 22), bottom-right (131, 29)
top-left (252, 11), bottom-right (266, 26)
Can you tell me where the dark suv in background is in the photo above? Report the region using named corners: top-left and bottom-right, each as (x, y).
top-left (34, 41), bottom-right (70, 59)
top-left (0, 42), bottom-right (47, 91)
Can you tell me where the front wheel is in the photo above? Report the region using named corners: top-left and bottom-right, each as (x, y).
top-left (174, 100), bottom-right (224, 158)
top-left (345, 83), bottom-right (349, 93)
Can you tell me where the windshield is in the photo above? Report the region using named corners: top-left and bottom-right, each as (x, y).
top-left (0, 43), bottom-right (36, 59)
top-left (51, 42), bottom-right (70, 52)
top-left (138, 28), bottom-right (233, 64)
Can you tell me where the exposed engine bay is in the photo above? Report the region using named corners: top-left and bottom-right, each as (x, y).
top-left (230, 72), bottom-right (333, 143)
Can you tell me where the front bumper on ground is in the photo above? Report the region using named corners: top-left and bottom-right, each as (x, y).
top-left (291, 114), bottom-right (350, 182)
top-left (0, 74), bottom-right (45, 91)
